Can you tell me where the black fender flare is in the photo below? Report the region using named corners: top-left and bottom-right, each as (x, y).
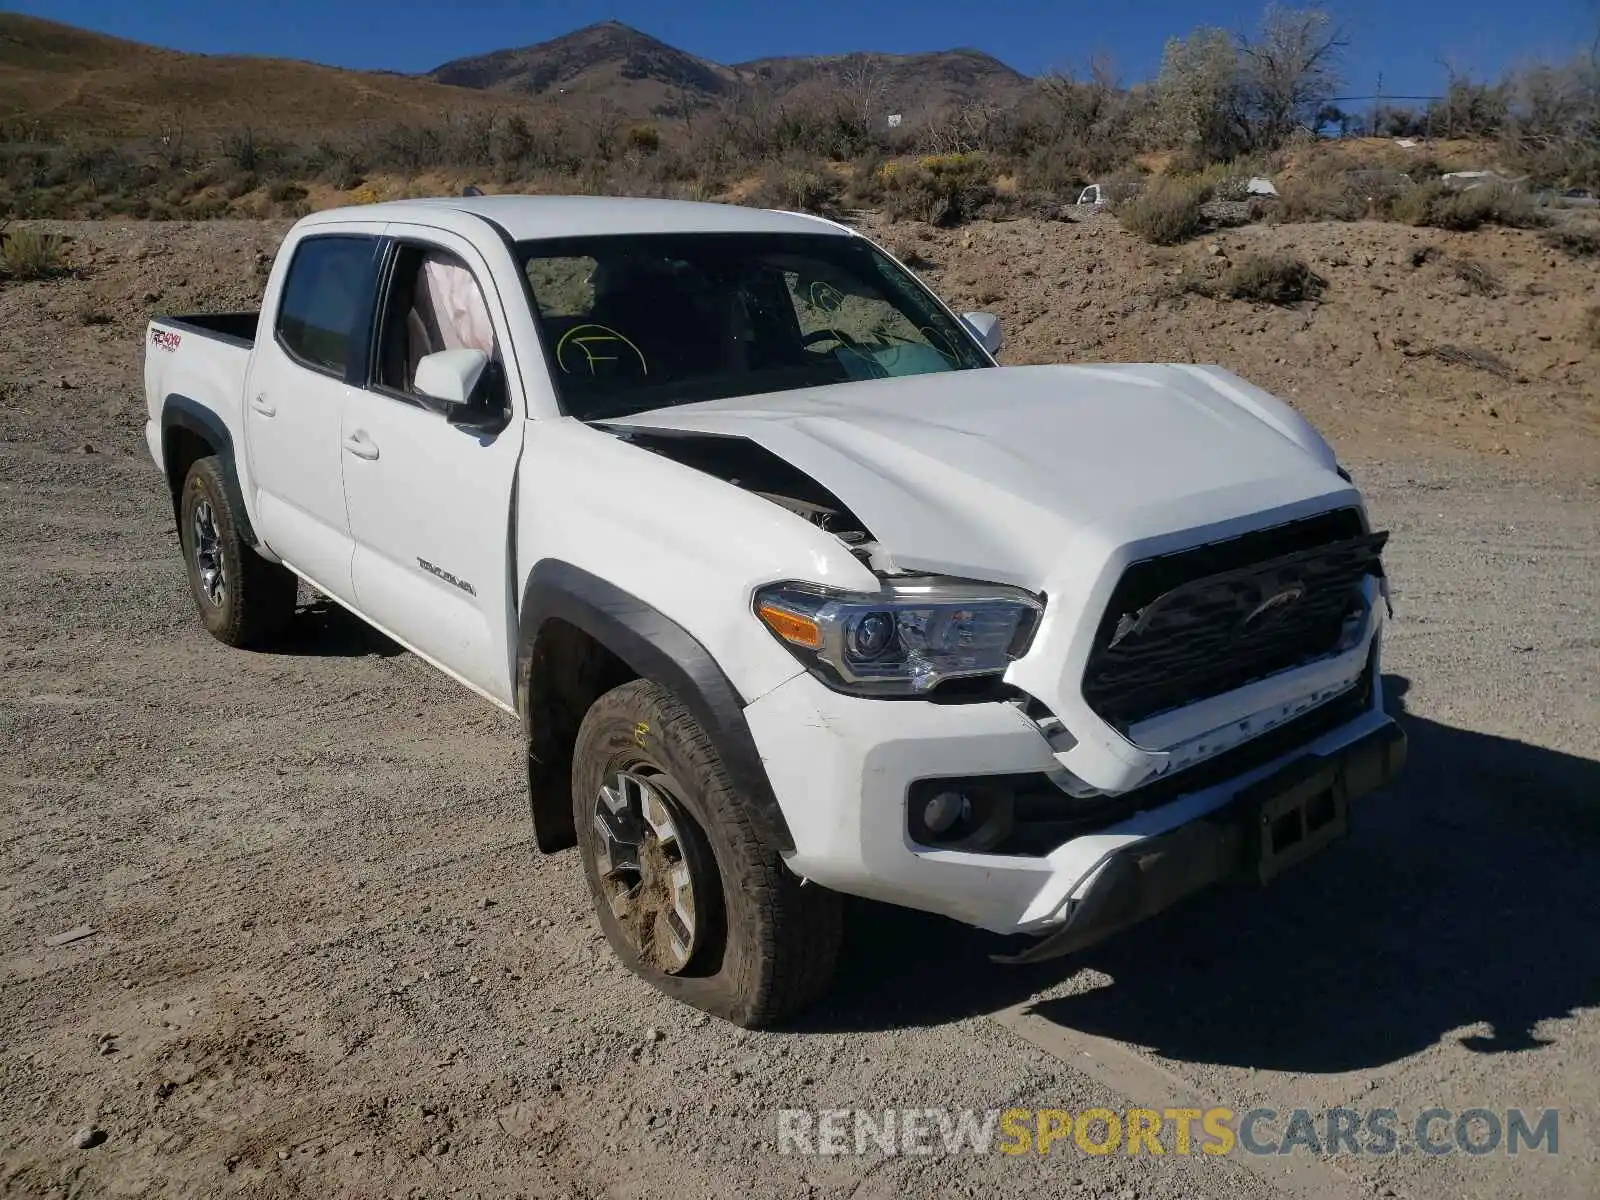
top-left (160, 395), bottom-right (260, 548)
top-left (517, 560), bottom-right (795, 855)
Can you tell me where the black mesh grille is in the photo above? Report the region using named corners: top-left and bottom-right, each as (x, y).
top-left (991, 663), bottom-right (1375, 857)
top-left (1082, 509), bottom-right (1385, 730)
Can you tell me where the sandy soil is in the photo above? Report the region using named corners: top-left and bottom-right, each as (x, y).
top-left (1, 218), bottom-right (1597, 1199)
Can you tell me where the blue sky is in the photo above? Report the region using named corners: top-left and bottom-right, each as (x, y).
top-left (18, 0), bottom-right (1598, 96)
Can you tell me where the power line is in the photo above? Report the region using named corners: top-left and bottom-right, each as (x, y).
top-left (1327, 94), bottom-right (1443, 102)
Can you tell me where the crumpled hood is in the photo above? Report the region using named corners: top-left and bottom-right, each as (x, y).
top-left (607, 363), bottom-right (1349, 588)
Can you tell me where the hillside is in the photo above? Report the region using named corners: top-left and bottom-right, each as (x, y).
top-left (426, 21), bottom-right (737, 112)
top-left (0, 13), bottom-right (502, 136)
top-left (1, 13), bottom-right (1033, 138)
top-left (426, 22), bottom-right (1031, 120)
top-left (733, 48), bottom-right (1031, 123)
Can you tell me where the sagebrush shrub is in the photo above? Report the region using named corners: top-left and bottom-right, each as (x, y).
top-left (1219, 252), bottom-right (1326, 303)
top-left (1, 227), bottom-right (64, 279)
top-left (881, 154), bottom-right (999, 227)
top-left (1116, 178), bottom-right (1205, 244)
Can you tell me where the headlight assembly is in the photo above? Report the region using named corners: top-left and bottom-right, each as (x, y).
top-left (754, 578), bottom-right (1043, 697)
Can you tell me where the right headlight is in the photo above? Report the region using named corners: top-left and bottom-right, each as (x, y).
top-left (753, 577), bottom-right (1044, 697)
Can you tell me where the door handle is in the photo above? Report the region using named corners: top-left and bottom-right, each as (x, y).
top-left (250, 394), bottom-right (276, 417)
top-left (342, 431), bottom-right (379, 461)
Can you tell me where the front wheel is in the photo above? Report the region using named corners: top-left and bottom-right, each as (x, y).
top-left (571, 678), bottom-right (841, 1027)
top-left (178, 456), bottom-right (298, 648)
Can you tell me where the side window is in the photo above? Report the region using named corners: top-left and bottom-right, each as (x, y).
top-left (375, 245), bottom-right (501, 398)
top-left (275, 235), bottom-right (380, 377)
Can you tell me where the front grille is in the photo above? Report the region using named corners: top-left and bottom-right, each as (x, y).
top-left (990, 658), bottom-right (1375, 857)
top-left (1082, 509), bottom-right (1385, 730)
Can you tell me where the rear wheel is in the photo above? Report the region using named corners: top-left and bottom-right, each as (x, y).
top-left (178, 456), bottom-right (297, 648)
top-left (571, 678), bottom-right (841, 1027)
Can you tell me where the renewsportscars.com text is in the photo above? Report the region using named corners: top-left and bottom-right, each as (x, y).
top-left (776, 1107), bottom-right (1560, 1158)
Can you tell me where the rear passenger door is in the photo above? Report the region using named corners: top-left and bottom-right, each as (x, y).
top-left (244, 232), bottom-right (381, 601)
top-left (340, 230), bottom-right (524, 707)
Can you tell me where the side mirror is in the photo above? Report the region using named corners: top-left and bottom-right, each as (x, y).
top-left (413, 348), bottom-right (507, 433)
top-left (962, 311), bottom-right (1003, 356)
top-left (415, 348), bottom-right (488, 408)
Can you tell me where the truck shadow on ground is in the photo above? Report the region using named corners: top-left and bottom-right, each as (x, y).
top-left (272, 598), bottom-right (404, 658)
top-left (803, 675), bottom-right (1600, 1072)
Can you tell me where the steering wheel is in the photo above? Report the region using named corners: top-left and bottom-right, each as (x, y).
top-left (800, 327), bottom-right (862, 351)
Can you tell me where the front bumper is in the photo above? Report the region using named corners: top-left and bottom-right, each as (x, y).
top-left (745, 649), bottom-right (1401, 938)
top-left (993, 719), bottom-right (1406, 963)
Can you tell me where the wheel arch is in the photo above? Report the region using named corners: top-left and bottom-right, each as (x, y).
top-left (160, 395), bottom-right (259, 549)
top-left (517, 560), bottom-right (795, 855)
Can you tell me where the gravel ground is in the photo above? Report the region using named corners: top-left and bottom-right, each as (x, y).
top-left (1, 221), bottom-right (1597, 1199)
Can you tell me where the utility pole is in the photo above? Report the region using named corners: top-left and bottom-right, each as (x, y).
top-left (1372, 72), bottom-right (1383, 137)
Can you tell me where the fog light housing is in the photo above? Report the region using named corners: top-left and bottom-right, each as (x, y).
top-left (907, 778), bottom-right (1014, 850)
top-left (922, 791), bottom-right (971, 835)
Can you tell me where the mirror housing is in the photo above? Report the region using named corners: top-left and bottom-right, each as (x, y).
top-left (413, 348), bottom-right (507, 433)
top-left (962, 311), bottom-right (1003, 356)
top-left (414, 348), bottom-right (488, 408)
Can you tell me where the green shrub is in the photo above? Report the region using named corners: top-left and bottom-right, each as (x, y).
top-left (1116, 178), bottom-right (1205, 245)
top-left (1393, 182), bottom-right (1543, 231)
top-left (624, 124), bottom-right (661, 154)
top-left (222, 172), bottom-right (258, 200)
top-left (1275, 177), bottom-right (1366, 222)
top-left (1017, 143), bottom-right (1087, 201)
top-left (1217, 252), bottom-right (1326, 304)
top-left (747, 162), bottom-right (844, 216)
top-left (1436, 184), bottom-right (1541, 230)
top-left (881, 154), bottom-right (999, 227)
top-left (184, 196), bottom-right (233, 220)
top-left (0, 226), bottom-right (65, 279)
top-left (266, 181), bottom-right (308, 204)
top-left (1542, 222), bottom-right (1600, 258)
top-left (1099, 169), bottom-right (1146, 204)
top-left (1389, 181), bottom-right (1446, 226)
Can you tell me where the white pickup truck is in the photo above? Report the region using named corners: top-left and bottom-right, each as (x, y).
top-left (144, 195), bottom-right (1404, 1026)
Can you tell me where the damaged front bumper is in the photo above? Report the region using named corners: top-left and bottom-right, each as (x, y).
top-left (991, 719), bottom-right (1407, 964)
top-left (746, 651), bottom-right (1404, 945)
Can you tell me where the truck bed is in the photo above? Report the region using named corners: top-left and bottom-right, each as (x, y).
top-left (144, 312), bottom-right (260, 480)
top-left (158, 312), bottom-right (259, 348)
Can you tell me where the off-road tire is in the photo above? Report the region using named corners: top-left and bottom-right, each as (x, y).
top-left (178, 456), bottom-right (297, 648)
top-left (572, 678), bottom-right (841, 1027)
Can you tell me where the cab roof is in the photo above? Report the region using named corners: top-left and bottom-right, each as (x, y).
top-left (298, 194), bottom-right (854, 243)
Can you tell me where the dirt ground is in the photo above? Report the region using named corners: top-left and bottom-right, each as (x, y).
top-left (1, 217), bottom-right (1598, 1199)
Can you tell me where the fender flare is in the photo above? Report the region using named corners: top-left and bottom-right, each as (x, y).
top-left (517, 560), bottom-right (795, 854)
top-left (160, 394), bottom-right (259, 548)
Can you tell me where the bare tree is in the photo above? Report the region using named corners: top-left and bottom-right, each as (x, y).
top-left (1036, 54), bottom-right (1119, 140)
top-left (1426, 58), bottom-right (1508, 139)
top-left (657, 86), bottom-right (700, 134)
top-left (835, 54), bottom-right (889, 132)
top-left (1238, 5), bottom-right (1346, 147)
top-left (921, 102), bottom-right (1003, 155)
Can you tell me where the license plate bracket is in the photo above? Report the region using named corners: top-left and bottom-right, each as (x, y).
top-left (1244, 756), bottom-right (1349, 884)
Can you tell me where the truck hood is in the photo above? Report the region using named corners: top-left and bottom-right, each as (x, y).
top-left (607, 363), bottom-right (1348, 588)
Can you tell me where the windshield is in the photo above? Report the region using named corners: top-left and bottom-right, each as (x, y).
top-left (517, 232), bottom-right (991, 419)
